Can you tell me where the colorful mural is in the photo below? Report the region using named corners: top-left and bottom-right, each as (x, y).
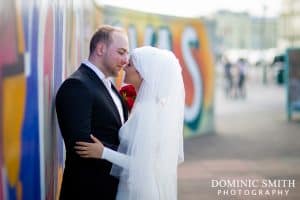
top-left (0, 0), bottom-right (94, 199)
top-left (0, 1), bottom-right (214, 199)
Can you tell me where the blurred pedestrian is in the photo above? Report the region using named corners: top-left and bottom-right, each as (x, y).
top-left (237, 58), bottom-right (247, 98)
top-left (223, 57), bottom-right (233, 98)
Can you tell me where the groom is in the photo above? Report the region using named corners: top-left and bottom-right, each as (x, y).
top-left (55, 25), bottom-right (129, 200)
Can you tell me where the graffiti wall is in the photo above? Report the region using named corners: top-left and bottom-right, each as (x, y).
top-left (97, 6), bottom-right (215, 137)
top-left (0, 0), bottom-right (94, 199)
top-left (0, 1), bottom-right (214, 199)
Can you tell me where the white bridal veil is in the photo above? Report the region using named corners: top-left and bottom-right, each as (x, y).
top-left (112, 46), bottom-right (185, 199)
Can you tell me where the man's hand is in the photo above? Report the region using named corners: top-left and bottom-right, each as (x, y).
top-left (75, 135), bottom-right (104, 159)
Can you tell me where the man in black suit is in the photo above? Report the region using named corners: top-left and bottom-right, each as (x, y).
top-left (55, 25), bottom-right (129, 200)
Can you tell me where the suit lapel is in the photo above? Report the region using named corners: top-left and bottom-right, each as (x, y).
top-left (79, 64), bottom-right (123, 125)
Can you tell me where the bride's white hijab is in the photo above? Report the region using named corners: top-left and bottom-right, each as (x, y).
top-left (112, 46), bottom-right (185, 199)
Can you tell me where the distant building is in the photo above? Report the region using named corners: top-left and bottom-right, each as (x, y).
top-left (251, 17), bottom-right (278, 49)
top-left (279, 0), bottom-right (300, 48)
top-left (204, 10), bottom-right (278, 57)
top-left (214, 10), bottom-right (252, 49)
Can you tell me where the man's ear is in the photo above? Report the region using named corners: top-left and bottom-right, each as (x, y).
top-left (96, 42), bottom-right (106, 56)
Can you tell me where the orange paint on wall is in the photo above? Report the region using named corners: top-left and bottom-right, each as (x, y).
top-left (170, 24), bottom-right (195, 106)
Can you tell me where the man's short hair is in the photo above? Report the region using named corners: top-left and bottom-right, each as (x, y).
top-left (89, 25), bottom-right (126, 55)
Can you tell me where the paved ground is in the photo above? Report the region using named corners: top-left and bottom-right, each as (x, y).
top-left (178, 78), bottom-right (300, 200)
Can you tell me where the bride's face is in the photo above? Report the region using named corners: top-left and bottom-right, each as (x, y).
top-left (123, 58), bottom-right (142, 89)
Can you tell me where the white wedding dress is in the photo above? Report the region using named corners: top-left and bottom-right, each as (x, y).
top-left (102, 46), bottom-right (185, 200)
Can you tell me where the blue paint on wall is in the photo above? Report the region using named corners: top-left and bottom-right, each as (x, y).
top-left (19, 2), bottom-right (41, 199)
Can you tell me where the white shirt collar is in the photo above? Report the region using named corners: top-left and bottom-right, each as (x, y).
top-left (83, 60), bottom-right (108, 80)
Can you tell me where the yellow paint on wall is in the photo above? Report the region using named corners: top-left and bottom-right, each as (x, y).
top-left (3, 74), bottom-right (26, 187)
top-left (56, 167), bottom-right (63, 200)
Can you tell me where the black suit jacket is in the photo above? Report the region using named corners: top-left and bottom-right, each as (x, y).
top-left (55, 64), bottom-right (128, 200)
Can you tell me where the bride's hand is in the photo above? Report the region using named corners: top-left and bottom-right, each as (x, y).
top-left (74, 134), bottom-right (104, 159)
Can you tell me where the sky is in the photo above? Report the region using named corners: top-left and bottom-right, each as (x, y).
top-left (96, 0), bottom-right (281, 17)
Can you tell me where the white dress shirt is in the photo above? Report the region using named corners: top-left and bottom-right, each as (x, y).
top-left (83, 60), bottom-right (124, 124)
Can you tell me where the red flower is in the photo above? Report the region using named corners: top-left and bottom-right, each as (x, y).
top-left (119, 84), bottom-right (137, 112)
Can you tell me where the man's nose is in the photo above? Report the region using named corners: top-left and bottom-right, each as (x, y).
top-left (121, 56), bottom-right (129, 66)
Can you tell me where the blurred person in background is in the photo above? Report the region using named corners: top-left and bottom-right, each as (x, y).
top-left (223, 56), bottom-right (233, 98)
top-left (237, 58), bottom-right (248, 98)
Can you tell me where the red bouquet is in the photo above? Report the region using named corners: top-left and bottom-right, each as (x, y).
top-left (119, 84), bottom-right (137, 112)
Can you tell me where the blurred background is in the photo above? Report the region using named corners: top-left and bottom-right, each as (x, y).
top-left (0, 0), bottom-right (300, 199)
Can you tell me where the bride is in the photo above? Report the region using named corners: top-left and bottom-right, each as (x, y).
top-left (75, 46), bottom-right (185, 200)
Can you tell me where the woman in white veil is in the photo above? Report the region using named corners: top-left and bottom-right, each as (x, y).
top-left (75, 46), bottom-right (185, 200)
